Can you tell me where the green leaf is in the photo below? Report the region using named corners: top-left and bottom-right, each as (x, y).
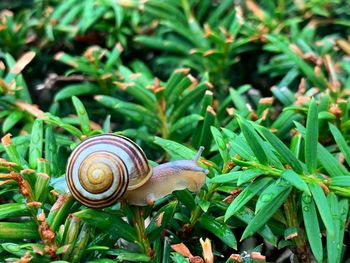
top-left (256, 126), bottom-right (303, 173)
top-left (272, 111), bottom-right (303, 138)
top-left (95, 95), bottom-right (158, 127)
top-left (281, 170), bottom-right (310, 194)
top-left (72, 96), bottom-right (91, 135)
top-left (86, 259), bottom-right (115, 263)
top-left (29, 119), bottom-right (43, 169)
top-left (77, 0), bottom-right (104, 33)
top-left (338, 199), bottom-right (349, 259)
top-left (237, 117), bottom-right (268, 165)
top-left (20, 170), bottom-right (35, 188)
top-left (117, 66), bottom-right (156, 111)
top-left (54, 84), bottom-right (100, 101)
top-left (229, 88), bottom-right (248, 114)
top-left (192, 90), bottom-right (213, 148)
top-left (197, 106), bottom-right (216, 155)
top-left (318, 111), bottom-right (335, 120)
top-left (145, 1), bottom-right (187, 24)
top-left (199, 214), bottom-right (237, 249)
top-left (154, 137), bottom-right (198, 160)
top-left (44, 113), bottom-right (83, 138)
top-left (106, 249), bottom-right (151, 262)
top-left (330, 176), bottom-right (350, 187)
top-left (170, 82), bottom-right (208, 122)
top-left (2, 111), bottom-right (24, 133)
top-left (105, 43), bottom-right (123, 71)
top-left (69, 223), bottom-right (93, 263)
top-left (102, 115), bottom-right (111, 133)
top-left (271, 86), bottom-right (295, 105)
top-left (47, 195), bottom-right (74, 231)
top-left (210, 171), bottom-right (242, 183)
top-left (171, 253), bottom-right (188, 263)
top-left (302, 193), bottom-right (323, 262)
top-left (170, 114), bottom-right (203, 134)
top-left (61, 216), bottom-right (81, 261)
top-left (266, 35), bottom-right (327, 90)
top-left (260, 141), bottom-right (285, 170)
top-left (211, 126), bottom-right (229, 166)
top-left (134, 36), bottom-right (190, 54)
top-left (74, 209), bottom-right (137, 243)
top-left (290, 133), bottom-right (302, 159)
top-left (165, 68), bottom-right (189, 97)
top-left (162, 237), bottom-right (171, 263)
top-left (145, 201), bottom-right (177, 241)
top-left (222, 129), bottom-right (254, 161)
top-left (295, 122), bottom-right (349, 177)
top-left (2, 243), bottom-right (27, 257)
top-left (237, 169), bottom-right (265, 186)
top-left (2, 135), bottom-right (25, 167)
top-left (130, 60), bottom-right (153, 80)
top-left (0, 203), bottom-right (29, 220)
top-left (45, 127), bottom-right (58, 177)
top-left (233, 206), bottom-right (277, 245)
top-left (241, 187), bottom-right (292, 240)
top-left (37, 158), bottom-right (50, 175)
top-left (326, 193), bottom-right (340, 263)
top-left (317, 143), bottom-right (349, 177)
top-left (59, 5), bottom-right (83, 26)
top-left (255, 179), bottom-right (291, 213)
top-left (172, 189), bottom-right (195, 209)
top-left (305, 99), bottom-right (318, 173)
top-left (309, 183), bottom-right (335, 238)
top-left (329, 123), bottom-right (350, 167)
top-left (0, 222), bottom-right (39, 239)
top-left (35, 172), bottom-right (50, 202)
top-left (225, 177), bottom-right (272, 221)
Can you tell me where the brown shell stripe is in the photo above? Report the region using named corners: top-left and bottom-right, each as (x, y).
top-left (66, 137), bottom-right (129, 206)
top-left (114, 135), bottom-right (150, 177)
top-left (67, 155), bottom-right (128, 206)
top-left (74, 134), bottom-right (148, 176)
top-left (66, 134), bottom-right (150, 208)
top-left (67, 154), bottom-right (129, 201)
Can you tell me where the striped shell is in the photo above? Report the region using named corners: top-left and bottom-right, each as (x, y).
top-left (66, 134), bottom-right (152, 208)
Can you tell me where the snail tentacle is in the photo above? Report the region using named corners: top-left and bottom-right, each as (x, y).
top-left (193, 146), bottom-right (205, 162)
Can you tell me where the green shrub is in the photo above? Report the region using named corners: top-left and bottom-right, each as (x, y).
top-left (0, 0), bottom-right (349, 262)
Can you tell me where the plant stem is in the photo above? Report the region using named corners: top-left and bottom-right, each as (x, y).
top-left (233, 158), bottom-right (350, 197)
top-left (284, 192), bottom-right (311, 263)
top-left (157, 97), bottom-right (169, 138)
top-left (189, 183), bottom-right (218, 228)
top-left (189, 163), bottom-right (232, 227)
top-left (133, 207), bottom-right (152, 256)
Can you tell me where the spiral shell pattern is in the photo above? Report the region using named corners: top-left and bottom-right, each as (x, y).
top-left (66, 134), bottom-right (152, 208)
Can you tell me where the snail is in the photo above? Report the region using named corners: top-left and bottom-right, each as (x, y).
top-left (66, 134), bottom-right (208, 208)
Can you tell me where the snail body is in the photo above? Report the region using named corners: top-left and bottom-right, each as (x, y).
top-left (123, 159), bottom-right (207, 206)
top-left (66, 134), bottom-right (208, 208)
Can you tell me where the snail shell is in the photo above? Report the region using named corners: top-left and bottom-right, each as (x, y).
top-left (66, 134), bottom-right (152, 208)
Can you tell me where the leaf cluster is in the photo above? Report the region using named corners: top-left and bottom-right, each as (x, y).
top-left (0, 0), bottom-right (349, 262)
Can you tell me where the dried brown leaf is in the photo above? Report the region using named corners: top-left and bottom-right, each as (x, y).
top-left (11, 51), bottom-right (36, 75)
top-left (156, 211), bottom-right (164, 227)
top-left (171, 243), bottom-right (193, 258)
top-left (1, 133), bottom-right (12, 146)
top-left (15, 100), bottom-right (45, 118)
top-left (16, 251), bottom-right (33, 263)
top-left (200, 238), bottom-right (214, 263)
top-left (251, 252), bottom-right (266, 261)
